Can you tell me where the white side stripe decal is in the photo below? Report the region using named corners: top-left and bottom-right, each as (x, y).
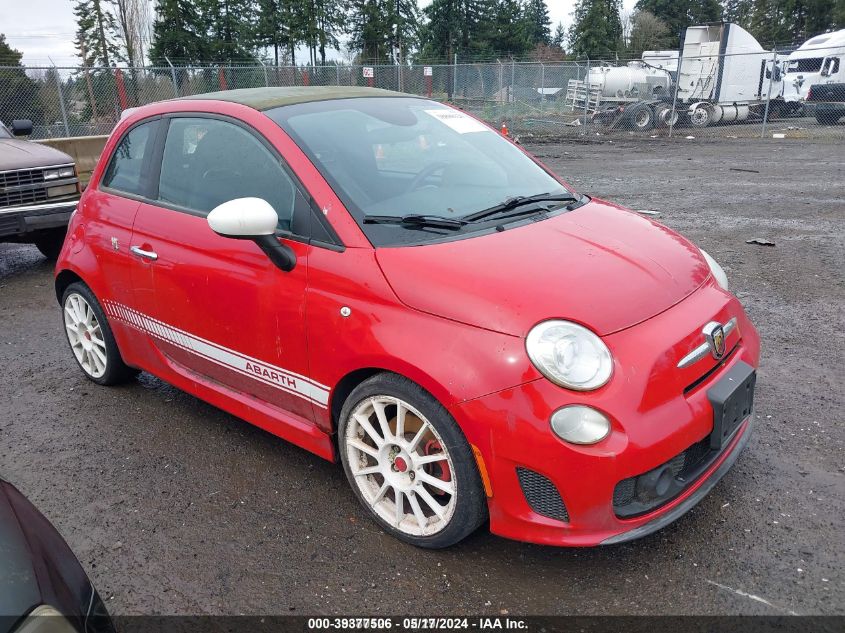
top-left (103, 300), bottom-right (330, 408)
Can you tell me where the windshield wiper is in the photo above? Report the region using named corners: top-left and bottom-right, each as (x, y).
top-left (462, 192), bottom-right (579, 223)
top-left (362, 214), bottom-right (467, 230)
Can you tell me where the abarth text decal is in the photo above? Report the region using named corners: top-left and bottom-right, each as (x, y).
top-left (102, 300), bottom-right (330, 408)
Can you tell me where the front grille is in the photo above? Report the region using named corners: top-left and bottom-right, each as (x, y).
top-left (613, 436), bottom-right (716, 518)
top-left (0, 187), bottom-right (49, 208)
top-left (516, 467), bottom-right (569, 522)
top-left (0, 167), bottom-right (46, 189)
top-left (0, 167), bottom-right (50, 208)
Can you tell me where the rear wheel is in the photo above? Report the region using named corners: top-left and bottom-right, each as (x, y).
top-left (338, 373), bottom-right (487, 548)
top-left (626, 104), bottom-right (655, 131)
top-left (61, 282), bottom-right (138, 385)
top-left (653, 103), bottom-right (678, 127)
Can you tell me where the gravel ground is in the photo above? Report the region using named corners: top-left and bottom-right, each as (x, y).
top-left (0, 137), bottom-right (842, 616)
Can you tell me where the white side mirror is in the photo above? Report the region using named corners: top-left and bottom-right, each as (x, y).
top-left (207, 197), bottom-right (278, 238)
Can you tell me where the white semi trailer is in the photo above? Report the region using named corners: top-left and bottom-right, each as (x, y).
top-left (566, 23), bottom-right (784, 129)
top-left (783, 28), bottom-right (845, 103)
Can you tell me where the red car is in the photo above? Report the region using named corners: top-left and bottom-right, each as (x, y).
top-left (55, 87), bottom-right (760, 548)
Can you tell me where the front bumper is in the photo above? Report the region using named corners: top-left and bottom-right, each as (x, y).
top-left (0, 200), bottom-right (78, 238)
top-left (451, 282), bottom-right (761, 547)
top-left (601, 419), bottom-right (751, 544)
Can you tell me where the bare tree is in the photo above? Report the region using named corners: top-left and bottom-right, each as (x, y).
top-left (113, 0), bottom-right (152, 67)
top-left (620, 8), bottom-right (633, 49)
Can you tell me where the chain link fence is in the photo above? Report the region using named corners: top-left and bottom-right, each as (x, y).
top-left (2, 53), bottom-right (843, 142)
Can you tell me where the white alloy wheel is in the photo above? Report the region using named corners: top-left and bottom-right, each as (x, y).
top-left (344, 395), bottom-right (457, 537)
top-left (64, 292), bottom-right (108, 378)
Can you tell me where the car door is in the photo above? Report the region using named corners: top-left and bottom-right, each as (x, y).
top-left (86, 118), bottom-right (160, 321)
top-left (128, 114), bottom-right (325, 423)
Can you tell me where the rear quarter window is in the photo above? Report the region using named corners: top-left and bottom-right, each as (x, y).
top-left (101, 122), bottom-right (154, 196)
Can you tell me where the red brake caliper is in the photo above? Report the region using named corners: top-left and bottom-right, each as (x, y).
top-left (423, 439), bottom-right (452, 496)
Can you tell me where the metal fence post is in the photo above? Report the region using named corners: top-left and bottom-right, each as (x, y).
top-left (583, 58), bottom-right (590, 136)
top-left (164, 56), bottom-right (179, 97)
top-left (761, 50), bottom-right (778, 139)
top-left (540, 63), bottom-right (545, 114)
top-left (336, 64), bottom-right (340, 86)
top-left (453, 54), bottom-right (458, 101)
top-left (667, 46), bottom-right (686, 139)
top-left (510, 58), bottom-right (516, 120)
top-left (258, 59), bottom-right (269, 87)
top-left (51, 63), bottom-right (70, 137)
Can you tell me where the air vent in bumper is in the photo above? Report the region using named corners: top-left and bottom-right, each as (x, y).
top-left (516, 467), bottom-right (569, 522)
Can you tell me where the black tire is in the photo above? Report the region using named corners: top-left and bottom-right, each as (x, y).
top-left (338, 372), bottom-right (488, 548)
top-left (815, 111), bottom-right (842, 125)
top-left (33, 228), bottom-right (67, 260)
top-left (61, 282), bottom-right (139, 386)
top-left (653, 103), bottom-right (678, 127)
top-left (626, 104), bottom-right (655, 131)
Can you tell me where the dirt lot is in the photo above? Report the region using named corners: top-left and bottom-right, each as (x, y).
top-left (0, 138), bottom-right (842, 616)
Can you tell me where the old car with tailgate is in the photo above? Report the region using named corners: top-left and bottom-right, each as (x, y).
top-left (54, 87), bottom-right (760, 548)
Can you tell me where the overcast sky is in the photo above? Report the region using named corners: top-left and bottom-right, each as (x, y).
top-left (2, 0), bottom-right (636, 66)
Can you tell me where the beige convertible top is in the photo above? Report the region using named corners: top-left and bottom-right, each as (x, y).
top-left (177, 86), bottom-right (415, 111)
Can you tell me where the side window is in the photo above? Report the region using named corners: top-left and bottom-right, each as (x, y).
top-left (158, 117), bottom-right (297, 231)
top-left (101, 122), bottom-right (154, 196)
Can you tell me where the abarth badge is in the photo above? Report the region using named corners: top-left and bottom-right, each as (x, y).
top-left (703, 321), bottom-right (727, 359)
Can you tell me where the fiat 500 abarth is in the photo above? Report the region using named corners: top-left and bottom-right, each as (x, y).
top-left (55, 87), bottom-right (759, 548)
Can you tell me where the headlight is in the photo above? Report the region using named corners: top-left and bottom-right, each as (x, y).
top-left (550, 405), bottom-right (611, 444)
top-left (700, 249), bottom-right (728, 291)
top-left (14, 605), bottom-right (78, 633)
top-left (42, 167), bottom-right (75, 181)
top-left (526, 320), bottom-right (613, 390)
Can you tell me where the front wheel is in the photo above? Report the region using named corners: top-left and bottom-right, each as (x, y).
top-left (61, 282), bottom-right (138, 385)
top-left (338, 373), bottom-right (487, 548)
top-left (689, 104), bottom-right (714, 127)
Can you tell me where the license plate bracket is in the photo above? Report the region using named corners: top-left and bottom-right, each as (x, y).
top-left (707, 361), bottom-right (756, 450)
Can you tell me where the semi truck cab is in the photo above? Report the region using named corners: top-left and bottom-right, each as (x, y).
top-left (783, 29), bottom-right (845, 103)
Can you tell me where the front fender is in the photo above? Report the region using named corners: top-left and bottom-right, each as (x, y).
top-left (307, 247), bottom-right (540, 432)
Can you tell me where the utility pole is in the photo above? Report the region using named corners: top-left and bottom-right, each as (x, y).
top-left (396, 0), bottom-right (403, 92)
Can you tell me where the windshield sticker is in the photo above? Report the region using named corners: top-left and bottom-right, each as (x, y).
top-left (425, 109), bottom-right (491, 134)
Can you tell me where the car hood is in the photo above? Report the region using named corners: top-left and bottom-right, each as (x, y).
top-left (375, 199), bottom-right (710, 337)
top-left (0, 139), bottom-right (73, 171)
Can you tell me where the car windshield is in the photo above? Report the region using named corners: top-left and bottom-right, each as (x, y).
top-left (267, 97), bottom-right (572, 245)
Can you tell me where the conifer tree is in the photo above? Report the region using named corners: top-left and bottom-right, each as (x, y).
top-left (73, 0), bottom-right (123, 67)
top-left (524, 0), bottom-right (552, 45)
top-left (149, 0), bottom-right (207, 64)
top-left (568, 0), bottom-right (623, 58)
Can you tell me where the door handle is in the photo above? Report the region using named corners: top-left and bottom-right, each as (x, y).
top-left (130, 245), bottom-right (158, 261)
